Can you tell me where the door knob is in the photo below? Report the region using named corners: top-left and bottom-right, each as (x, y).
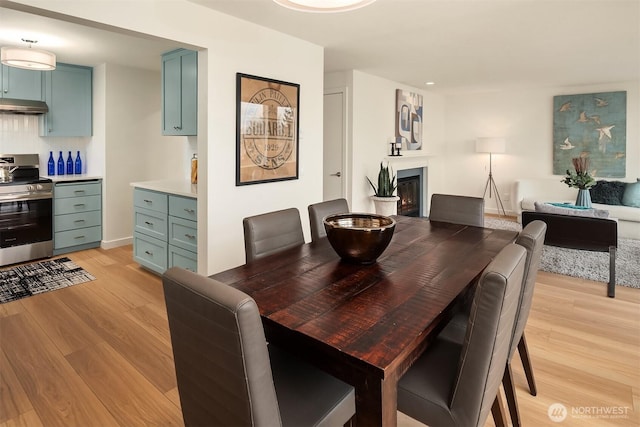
top-left (330, 172), bottom-right (342, 177)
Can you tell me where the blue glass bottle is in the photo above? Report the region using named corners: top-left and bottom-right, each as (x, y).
top-left (66, 151), bottom-right (74, 175)
top-left (57, 151), bottom-right (65, 175)
top-left (48, 151), bottom-right (55, 175)
top-left (75, 151), bottom-right (82, 175)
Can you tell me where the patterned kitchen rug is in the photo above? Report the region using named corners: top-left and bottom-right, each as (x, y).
top-left (0, 257), bottom-right (95, 304)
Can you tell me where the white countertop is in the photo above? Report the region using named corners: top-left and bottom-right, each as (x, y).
top-left (130, 179), bottom-right (197, 198)
top-left (50, 175), bottom-right (103, 183)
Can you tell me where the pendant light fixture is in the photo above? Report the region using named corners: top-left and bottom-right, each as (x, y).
top-left (1, 39), bottom-right (56, 71)
top-left (273, 0), bottom-right (376, 13)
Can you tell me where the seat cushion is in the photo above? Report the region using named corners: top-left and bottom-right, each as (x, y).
top-left (269, 345), bottom-right (355, 427)
top-left (397, 338), bottom-right (462, 426)
top-left (534, 201), bottom-right (609, 218)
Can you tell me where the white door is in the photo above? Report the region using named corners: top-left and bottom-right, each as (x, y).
top-left (323, 90), bottom-right (345, 200)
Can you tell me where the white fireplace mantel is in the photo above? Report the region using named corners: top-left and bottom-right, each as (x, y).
top-left (384, 152), bottom-right (434, 171)
top-left (384, 152), bottom-right (434, 217)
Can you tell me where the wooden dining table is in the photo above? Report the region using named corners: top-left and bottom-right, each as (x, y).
top-left (210, 215), bottom-right (518, 426)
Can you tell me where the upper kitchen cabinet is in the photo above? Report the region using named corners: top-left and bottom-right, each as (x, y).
top-left (40, 63), bottom-right (92, 137)
top-left (0, 65), bottom-right (43, 101)
top-left (162, 49), bottom-right (197, 136)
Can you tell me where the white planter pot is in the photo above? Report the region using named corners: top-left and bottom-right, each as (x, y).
top-left (371, 196), bottom-right (399, 216)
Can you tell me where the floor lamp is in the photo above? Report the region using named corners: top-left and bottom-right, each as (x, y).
top-left (476, 137), bottom-right (506, 216)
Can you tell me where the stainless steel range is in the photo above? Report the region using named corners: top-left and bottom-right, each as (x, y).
top-left (0, 154), bottom-right (53, 266)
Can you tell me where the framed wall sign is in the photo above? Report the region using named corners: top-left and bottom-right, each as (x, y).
top-left (236, 73), bottom-right (300, 186)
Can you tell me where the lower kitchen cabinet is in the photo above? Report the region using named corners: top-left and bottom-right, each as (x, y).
top-left (53, 180), bottom-right (102, 255)
top-left (133, 187), bottom-right (197, 274)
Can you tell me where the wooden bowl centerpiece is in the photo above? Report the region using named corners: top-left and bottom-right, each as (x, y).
top-left (323, 213), bottom-right (396, 264)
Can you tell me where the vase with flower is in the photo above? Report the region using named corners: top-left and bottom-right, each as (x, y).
top-left (561, 157), bottom-right (596, 207)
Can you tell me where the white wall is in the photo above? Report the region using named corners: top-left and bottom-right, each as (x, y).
top-left (13, 0), bottom-right (325, 274)
top-left (102, 63), bottom-right (193, 248)
top-left (325, 70), bottom-right (447, 213)
top-left (442, 81), bottom-right (640, 214)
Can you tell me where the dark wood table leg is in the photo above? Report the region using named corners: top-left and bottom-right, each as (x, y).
top-left (608, 245), bottom-right (616, 298)
top-left (353, 375), bottom-right (397, 427)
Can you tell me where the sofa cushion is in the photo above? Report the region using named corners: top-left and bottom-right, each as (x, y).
top-left (534, 201), bottom-right (610, 218)
top-left (590, 180), bottom-right (627, 205)
top-left (622, 179), bottom-right (640, 208)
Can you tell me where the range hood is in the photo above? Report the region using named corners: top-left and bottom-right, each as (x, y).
top-left (0, 98), bottom-right (49, 114)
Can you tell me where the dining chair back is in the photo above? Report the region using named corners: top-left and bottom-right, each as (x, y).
top-left (243, 207), bottom-right (305, 263)
top-left (429, 193), bottom-right (485, 227)
top-left (398, 243), bottom-right (526, 427)
top-left (162, 267), bottom-right (356, 427)
top-left (501, 219), bottom-right (546, 426)
top-left (308, 198), bottom-right (349, 242)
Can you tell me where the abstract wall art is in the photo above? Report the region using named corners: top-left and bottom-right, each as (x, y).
top-left (553, 91), bottom-right (627, 177)
top-left (395, 89), bottom-right (423, 151)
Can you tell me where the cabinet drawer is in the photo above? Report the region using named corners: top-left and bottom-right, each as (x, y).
top-left (55, 210), bottom-right (101, 232)
top-left (134, 232), bottom-right (167, 274)
top-left (55, 182), bottom-right (101, 199)
top-left (168, 216), bottom-right (197, 252)
top-left (54, 226), bottom-right (102, 249)
top-left (134, 207), bottom-right (168, 240)
top-left (169, 195), bottom-right (197, 221)
top-left (169, 245), bottom-right (197, 273)
top-left (54, 195), bottom-right (101, 215)
top-left (134, 189), bottom-right (168, 214)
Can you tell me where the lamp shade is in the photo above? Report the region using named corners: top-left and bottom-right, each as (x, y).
top-left (273, 0), bottom-right (376, 12)
top-left (1, 46), bottom-right (56, 70)
top-left (475, 137), bottom-right (506, 154)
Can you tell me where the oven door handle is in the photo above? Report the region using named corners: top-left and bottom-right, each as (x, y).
top-left (0, 192), bottom-right (53, 202)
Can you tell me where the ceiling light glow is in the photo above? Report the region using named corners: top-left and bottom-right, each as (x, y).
top-left (273, 0), bottom-right (376, 13)
top-left (1, 39), bottom-right (56, 70)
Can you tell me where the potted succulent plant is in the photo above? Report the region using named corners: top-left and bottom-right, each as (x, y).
top-left (367, 162), bottom-right (399, 216)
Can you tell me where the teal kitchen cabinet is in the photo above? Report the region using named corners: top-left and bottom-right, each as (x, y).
top-left (53, 180), bottom-right (102, 255)
top-left (0, 65), bottom-right (43, 100)
top-left (162, 49), bottom-right (197, 136)
top-left (41, 63), bottom-right (92, 137)
top-left (133, 187), bottom-right (197, 274)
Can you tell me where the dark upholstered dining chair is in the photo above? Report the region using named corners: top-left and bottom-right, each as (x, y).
top-left (308, 198), bottom-right (350, 242)
top-left (438, 220), bottom-right (547, 427)
top-left (243, 207), bottom-right (305, 263)
top-left (162, 267), bottom-right (356, 427)
top-left (429, 193), bottom-right (485, 227)
top-left (397, 243), bottom-right (527, 427)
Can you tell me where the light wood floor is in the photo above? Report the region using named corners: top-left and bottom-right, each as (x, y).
top-left (1, 245), bottom-right (638, 427)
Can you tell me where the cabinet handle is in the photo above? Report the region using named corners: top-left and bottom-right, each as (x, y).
top-left (74, 203), bottom-right (86, 207)
top-left (143, 199), bottom-right (152, 203)
top-left (144, 221), bottom-right (153, 226)
top-left (74, 235), bottom-right (86, 239)
top-left (184, 208), bottom-right (195, 213)
top-left (145, 250), bottom-right (153, 256)
top-left (74, 190), bottom-right (86, 194)
top-left (185, 234), bottom-right (195, 239)
top-left (173, 126), bottom-right (182, 130)
top-left (74, 219), bottom-right (86, 223)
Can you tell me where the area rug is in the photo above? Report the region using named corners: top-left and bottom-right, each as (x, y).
top-left (0, 257), bottom-right (95, 304)
top-left (485, 218), bottom-right (640, 289)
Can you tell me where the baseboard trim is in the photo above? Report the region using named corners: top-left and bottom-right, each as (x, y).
top-left (101, 237), bottom-right (132, 250)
